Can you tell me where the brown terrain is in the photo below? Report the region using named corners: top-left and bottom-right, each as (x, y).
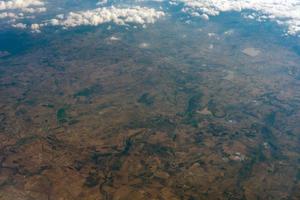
top-left (0, 20), bottom-right (300, 200)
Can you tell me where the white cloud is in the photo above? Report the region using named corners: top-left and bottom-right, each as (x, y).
top-left (139, 42), bottom-right (150, 48)
top-left (46, 6), bottom-right (165, 28)
top-left (30, 23), bottom-right (41, 32)
top-left (97, 0), bottom-right (108, 6)
top-left (0, 11), bottom-right (18, 19)
top-left (176, 0), bottom-right (300, 35)
top-left (108, 36), bottom-right (121, 41)
top-left (12, 22), bottom-right (27, 28)
top-left (21, 6), bottom-right (46, 13)
top-left (0, 0), bottom-right (45, 12)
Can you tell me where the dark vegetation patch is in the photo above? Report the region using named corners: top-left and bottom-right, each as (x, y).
top-left (90, 138), bottom-right (133, 170)
top-left (185, 92), bottom-right (203, 117)
top-left (40, 58), bottom-right (65, 71)
top-left (96, 103), bottom-right (112, 111)
top-left (120, 138), bottom-right (133, 156)
top-left (143, 143), bottom-right (174, 156)
top-left (194, 131), bottom-right (204, 144)
top-left (56, 107), bottom-right (68, 124)
top-left (137, 171), bottom-right (154, 184)
top-left (183, 92), bottom-right (203, 127)
top-left (240, 128), bottom-right (257, 138)
top-left (126, 115), bottom-right (175, 132)
top-left (223, 189), bottom-right (246, 200)
top-left (15, 135), bottom-right (39, 147)
top-left (56, 106), bottom-right (79, 125)
top-left (0, 81), bottom-right (17, 88)
top-left (84, 171), bottom-right (100, 187)
top-left (42, 103), bottom-right (55, 108)
top-left (258, 92), bottom-right (295, 116)
top-left (264, 111), bottom-right (276, 126)
top-left (238, 145), bottom-right (266, 180)
top-left (0, 113), bottom-right (6, 131)
top-left (90, 152), bottom-right (112, 165)
top-left (74, 160), bottom-right (84, 171)
top-left (68, 119), bottom-right (80, 125)
top-left (138, 93), bottom-right (155, 106)
top-left (15, 108), bottom-right (33, 124)
top-left (19, 165), bottom-right (52, 177)
top-left (183, 117), bottom-right (198, 128)
top-left (24, 99), bottom-right (37, 106)
top-left (260, 126), bottom-right (284, 160)
top-left (112, 159), bottom-right (123, 171)
top-left (73, 84), bottom-right (102, 98)
top-left (296, 169), bottom-right (300, 181)
top-left (0, 177), bottom-right (15, 189)
top-left (207, 123), bottom-right (229, 137)
top-left (207, 99), bottom-right (226, 118)
top-left (46, 135), bottom-right (64, 150)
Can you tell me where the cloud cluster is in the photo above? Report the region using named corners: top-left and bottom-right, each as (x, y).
top-left (0, 0), bottom-right (46, 24)
top-left (3, 0), bottom-right (299, 36)
top-left (47, 6), bottom-right (165, 28)
top-left (0, 0), bottom-right (45, 12)
top-left (176, 0), bottom-right (300, 35)
top-left (0, 11), bottom-right (20, 19)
